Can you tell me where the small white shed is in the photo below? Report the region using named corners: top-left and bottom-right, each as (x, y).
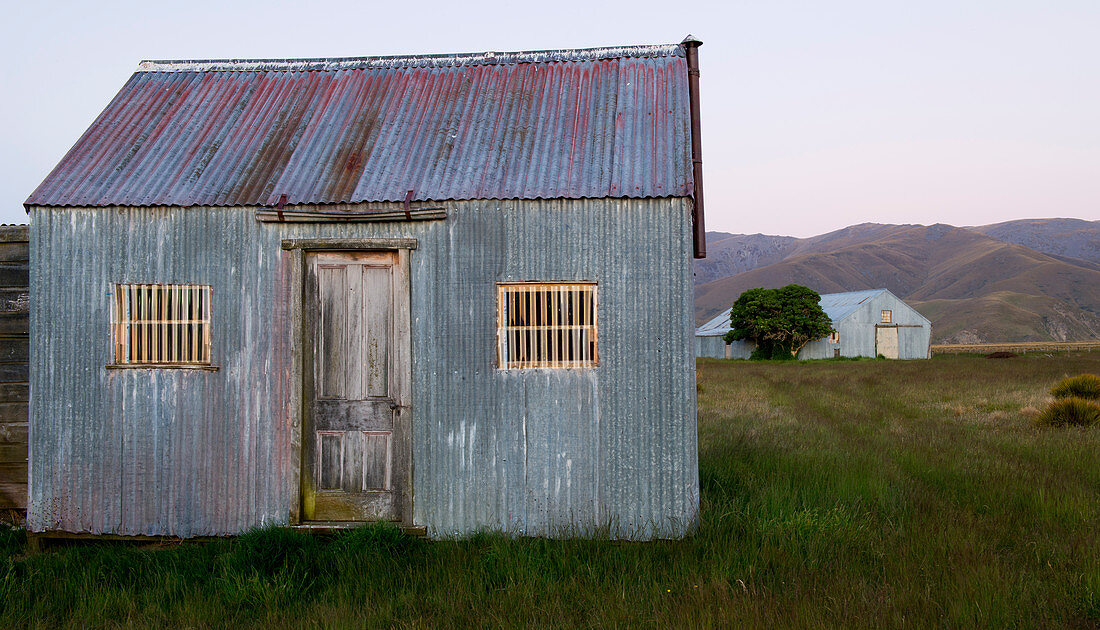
top-left (695, 289), bottom-right (931, 360)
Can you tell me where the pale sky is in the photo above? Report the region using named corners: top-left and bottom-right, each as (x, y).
top-left (2, 0), bottom-right (1097, 237)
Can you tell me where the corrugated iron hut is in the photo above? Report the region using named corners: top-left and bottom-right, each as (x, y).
top-left (24, 39), bottom-right (707, 540)
top-left (696, 289), bottom-right (931, 360)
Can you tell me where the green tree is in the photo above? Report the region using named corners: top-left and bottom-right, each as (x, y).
top-left (723, 285), bottom-right (834, 360)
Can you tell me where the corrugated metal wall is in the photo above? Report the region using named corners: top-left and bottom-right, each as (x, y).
top-left (28, 198), bottom-right (698, 539)
top-left (695, 336), bottom-right (723, 359)
top-left (694, 336), bottom-right (752, 359)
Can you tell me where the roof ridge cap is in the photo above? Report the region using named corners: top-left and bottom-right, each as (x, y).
top-left (137, 43), bottom-right (684, 73)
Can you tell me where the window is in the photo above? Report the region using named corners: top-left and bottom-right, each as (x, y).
top-left (881, 310), bottom-right (892, 324)
top-left (497, 283), bottom-right (597, 369)
top-left (113, 284), bottom-right (212, 365)
top-left (829, 331), bottom-right (840, 344)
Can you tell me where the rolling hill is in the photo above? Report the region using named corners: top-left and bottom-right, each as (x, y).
top-left (694, 220), bottom-right (1100, 343)
top-left (970, 218), bottom-right (1100, 266)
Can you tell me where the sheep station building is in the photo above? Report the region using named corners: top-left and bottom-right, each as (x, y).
top-left (696, 289), bottom-right (932, 360)
top-left (24, 40), bottom-right (707, 540)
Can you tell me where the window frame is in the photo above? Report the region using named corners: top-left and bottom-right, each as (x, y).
top-left (828, 330), bottom-right (840, 344)
top-left (881, 310), bottom-right (893, 324)
top-left (496, 282), bottom-right (599, 370)
top-left (108, 283), bottom-right (216, 369)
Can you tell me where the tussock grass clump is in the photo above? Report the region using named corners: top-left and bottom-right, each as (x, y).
top-left (1033, 397), bottom-right (1100, 428)
top-left (1051, 374), bottom-right (1100, 400)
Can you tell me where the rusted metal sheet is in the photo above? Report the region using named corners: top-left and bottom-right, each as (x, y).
top-left (28, 198), bottom-right (698, 538)
top-left (26, 45), bottom-right (693, 210)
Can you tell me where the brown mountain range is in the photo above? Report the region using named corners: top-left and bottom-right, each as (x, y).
top-left (694, 220), bottom-right (1100, 343)
top-left (970, 218), bottom-right (1100, 266)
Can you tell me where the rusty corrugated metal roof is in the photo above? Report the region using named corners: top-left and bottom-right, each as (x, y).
top-left (26, 44), bottom-right (693, 209)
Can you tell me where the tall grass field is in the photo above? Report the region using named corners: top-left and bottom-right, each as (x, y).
top-left (3, 353), bottom-right (1099, 627)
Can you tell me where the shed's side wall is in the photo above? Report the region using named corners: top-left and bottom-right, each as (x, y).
top-left (797, 336), bottom-right (840, 360)
top-left (694, 336), bottom-right (725, 359)
top-left (694, 336), bottom-right (752, 359)
top-left (29, 198), bottom-right (698, 539)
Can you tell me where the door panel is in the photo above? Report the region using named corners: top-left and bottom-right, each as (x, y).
top-left (313, 399), bottom-right (395, 431)
top-left (318, 265), bottom-right (349, 399)
top-left (876, 326), bottom-right (899, 359)
top-left (303, 251), bottom-right (409, 522)
top-left (363, 266), bottom-right (392, 397)
top-left (316, 431), bottom-right (392, 492)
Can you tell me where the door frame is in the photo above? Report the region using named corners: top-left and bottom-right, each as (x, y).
top-left (874, 324), bottom-right (899, 360)
top-left (282, 238), bottom-right (416, 526)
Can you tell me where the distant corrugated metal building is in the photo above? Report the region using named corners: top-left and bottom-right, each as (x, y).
top-left (696, 289), bottom-right (931, 360)
top-left (25, 39), bottom-right (706, 540)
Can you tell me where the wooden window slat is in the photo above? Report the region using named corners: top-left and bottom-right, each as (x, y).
top-left (189, 286), bottom-right (198, 364)
top-left (113, 283), bottom-right (212, 365)
top-left (497, 283), bottom-right (597, 369)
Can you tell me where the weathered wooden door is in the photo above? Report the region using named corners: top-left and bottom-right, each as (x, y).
top-left (303, 251), bottom-right (410, 522)
top-left (876, 326), bottom-right (899, 359)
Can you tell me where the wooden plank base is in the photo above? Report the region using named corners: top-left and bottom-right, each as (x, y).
top-left (26, 531), bottom-right (228, 553)
top-left (293, 522), bottom-right (426, 537)
top-left (25, 523), bottom-right (427, 552)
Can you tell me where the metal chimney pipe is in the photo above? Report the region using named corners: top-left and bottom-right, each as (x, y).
top-left (682, 35), bottom-right (706, 259)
